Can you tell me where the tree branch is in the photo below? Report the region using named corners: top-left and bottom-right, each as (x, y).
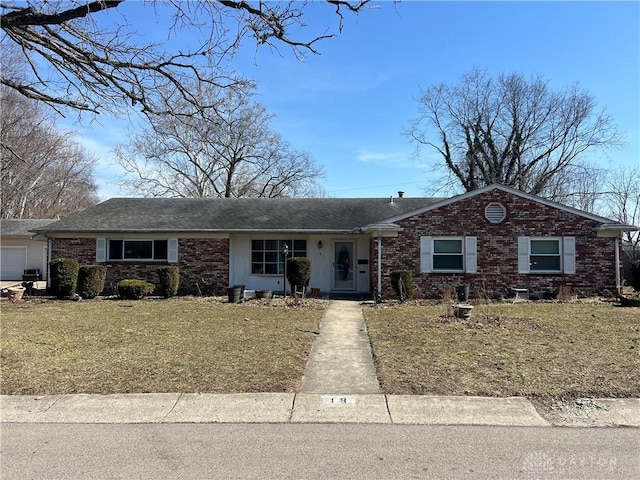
top-left (1, 1), bottom-right (123, 28)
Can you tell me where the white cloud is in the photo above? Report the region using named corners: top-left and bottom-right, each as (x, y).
top-left (356, 149), bottom-right (429, 169)
top-left (70, 126), bottom-right (131, 200)
top-left (76, 136), bottom-right (114, 164)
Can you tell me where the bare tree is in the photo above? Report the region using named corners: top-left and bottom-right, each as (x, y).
top-left (603, 165), bottom-right (640, 267)
top-left (1, 0), bottom-right (370, 117)
top-left (407, 69), bottom-right (621, 199)
top-left (542, 161), bottom-right (608, 214)
top-left (115, 82), bottom-right (324, 198)
top-left (1, 85), bottom-right (98, 218)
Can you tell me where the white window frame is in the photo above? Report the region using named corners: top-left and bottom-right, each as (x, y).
top-left (251, 239), bottom-right (307, 276)
top-left (97, 238), bottom-right (178, 263)
top-left (420, 236), bottom-right (477, 274)
top-left (518, 236), bottom-right (575, 274)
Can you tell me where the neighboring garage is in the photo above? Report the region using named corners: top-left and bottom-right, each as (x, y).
top-left (1, 219), bottom-right (55, 281)
top-left (1, 246), bottom-right (28, 280)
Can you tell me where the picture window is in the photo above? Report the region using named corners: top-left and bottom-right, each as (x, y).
top-left (108, 239), bottom-right (168, 261)
top-left (251, 239), bottom-right (307, 275)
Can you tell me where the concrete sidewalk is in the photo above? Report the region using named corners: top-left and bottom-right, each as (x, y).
top-left (2, 393), bottom-right (638, 427)
top-left (0, 393), bottom-right (548, 426)
top-left (0, 281), bottom-right (46, 289)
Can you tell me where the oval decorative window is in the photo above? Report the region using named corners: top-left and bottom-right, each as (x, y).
top-left (485, 202), bottom-right (506, 224)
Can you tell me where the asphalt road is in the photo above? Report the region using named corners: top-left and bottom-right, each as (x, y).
top-left (2, 423), bottom-right (639, 479)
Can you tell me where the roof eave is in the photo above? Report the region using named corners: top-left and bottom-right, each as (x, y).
top-left (360, 223), bottom-right (403, 237)
top-left (380, 184), bottom-right (628, 225)
top-left (39, 228), bottom-right (363, 236)
top-left (596, 223), bottom-right (640, 232)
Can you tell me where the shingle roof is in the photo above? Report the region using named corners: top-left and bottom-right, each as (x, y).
top-left (36, 197), bottom-right (444, 234)
top-left (1, 219), bottom-right (57, 237)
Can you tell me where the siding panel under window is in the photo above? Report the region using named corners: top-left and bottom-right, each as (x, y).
top-left (96, 238), bottom-right (106, 262)
top-left (420, 236), bottom-right (432, 273)
top-left (563, 236), bottom-right (576, 274)
top-left (168, 238), bottom-right (178, 263)
top-left (518, 236), bottom-right (530, 273)
top-left (465, 236), bottom-right (477, 273)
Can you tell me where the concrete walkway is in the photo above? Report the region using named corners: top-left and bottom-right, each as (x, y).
top-left (300, 300), bottom-right (380, 394)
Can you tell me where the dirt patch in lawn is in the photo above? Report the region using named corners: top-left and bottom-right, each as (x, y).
top-left (364, 301), bottom-right (640, 402)
top-left (1, 296), bottom-right (326, 395)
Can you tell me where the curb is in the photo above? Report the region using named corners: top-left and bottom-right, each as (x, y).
top-left (4, 393), bottom-right (637, 427)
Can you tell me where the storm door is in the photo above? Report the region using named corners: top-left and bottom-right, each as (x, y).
top-left (333, 240), bottom-right (355, 290)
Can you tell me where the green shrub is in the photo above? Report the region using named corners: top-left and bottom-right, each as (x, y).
top-left (631, 260), bottom-right (640, 291)
top-left (117, 279), bottom-right (155, 300)
top-left (77, 265), bottom-right (106, 299)
top-left (49, 258), bottom-right (79, 298)
top-left (158, 266), bottom-right (180, 298)
top-left (286, 257), bottom-right (312, 295)
top-left (390, 270), bottom-right (415, 301)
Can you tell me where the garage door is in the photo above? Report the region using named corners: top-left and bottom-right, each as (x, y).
top-left (0, 247), bottom-right (27, 280)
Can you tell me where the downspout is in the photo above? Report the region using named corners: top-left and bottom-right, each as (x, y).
top-left (615, 237), bottom-right (621, 295)
top-left (377, 234), bottom-right (382, 302)
top-left (47, 238), bottom-right (52, 289)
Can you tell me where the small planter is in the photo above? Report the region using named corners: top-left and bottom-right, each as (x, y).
top-left (456, 284), bottom-right (470, 302)
top-left (618, 295), bottom-right (640, 307)
top-left (256, 290), bottom-right (272, 299)
top-left (453, 304), bottom-right (474, 319)
top-left (6, 286), bottom-right (25, 302)
top-left (227, 286), bottom-right (242, 303)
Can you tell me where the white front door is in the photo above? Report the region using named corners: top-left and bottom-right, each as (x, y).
top-left (333, 240), bottom-right (355, 290)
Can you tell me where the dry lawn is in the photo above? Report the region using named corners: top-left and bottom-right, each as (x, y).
top-left (1, 297), bottom-right (324, 395)
top-left (364, 301), bottom-right (640, 400)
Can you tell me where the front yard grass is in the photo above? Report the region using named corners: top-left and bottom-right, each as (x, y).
top-left (4, 297), bottom-right (638, 400)
top-left (1, 297), bottom-right (324, 395)
top-left (364, 302), bottom-right (640, 400)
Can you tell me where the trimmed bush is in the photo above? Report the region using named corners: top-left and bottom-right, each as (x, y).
top-left (117, 279), bottom-right (155, 300)
top-left (286, 257), bottom-right (312, 295)
top-left (158, 266), bottom-right (180, 298)
top-left (631, 260), bottom-right (640, 291)
top-left (77, 265), bottom-right (106, 299)
top-left (49, 258), bottom-right (79, 298)
top-left (390, 270), bottom-right (415, 301)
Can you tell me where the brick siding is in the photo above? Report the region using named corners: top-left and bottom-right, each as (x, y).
top-left (371, 189), bottom-right (620, 299)
top-left (51, 237), bottom-right (229, 295)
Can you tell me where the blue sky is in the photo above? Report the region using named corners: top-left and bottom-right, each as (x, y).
top-left (71, 1), bottom-right (640, 200)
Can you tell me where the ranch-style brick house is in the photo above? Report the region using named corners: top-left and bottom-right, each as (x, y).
top-left (34, 184), bottom-right (638, 299)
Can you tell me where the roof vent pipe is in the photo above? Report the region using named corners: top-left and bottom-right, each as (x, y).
top-left (398, 191), bottom-right (404, 198)
top-left (389, 196), bottom-right (393, 204)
